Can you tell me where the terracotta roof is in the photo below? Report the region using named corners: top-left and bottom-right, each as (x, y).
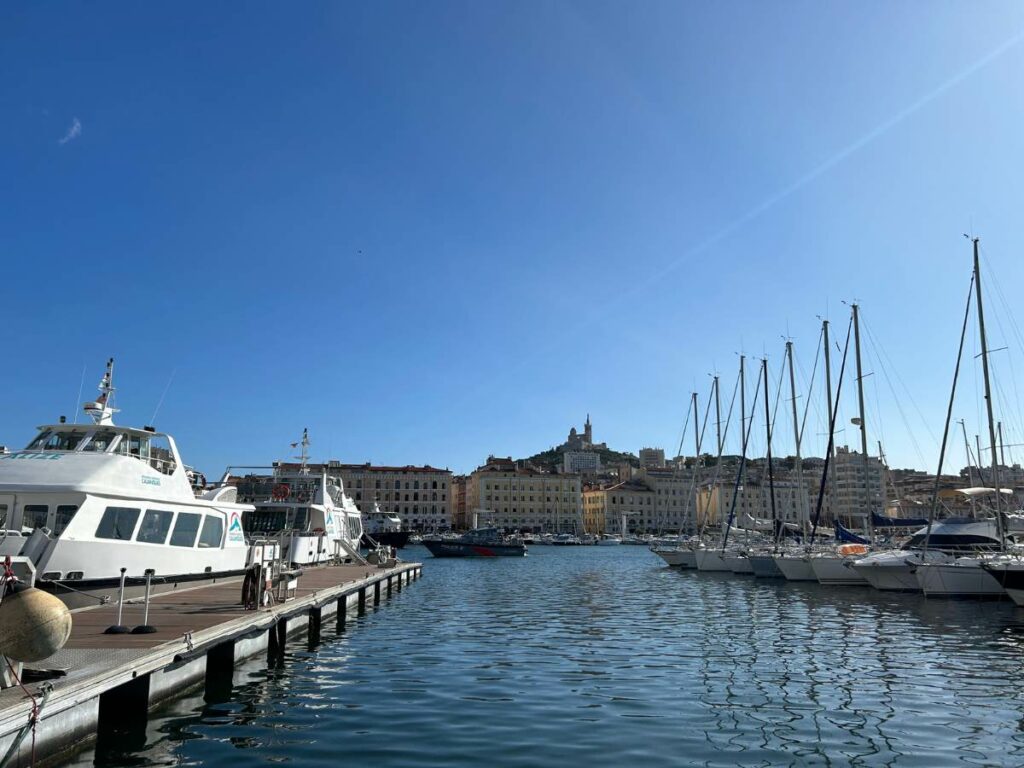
top-left (277, 462), bottom-right (451, 474)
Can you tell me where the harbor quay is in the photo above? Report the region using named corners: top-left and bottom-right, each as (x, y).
top-left (0, 561), bottom-right (422, 767)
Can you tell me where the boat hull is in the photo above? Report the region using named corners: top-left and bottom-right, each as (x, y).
top-left (915, 561), bottom-right (1006, 597)
top-left (810, 555), bottom-right (869, 586)
top-left (980, 562), bottom-right (1024, 606)
top-left (695, 549), bottom-right (730, 572)
top-left (723, 554), bottom-right (753, 574)
top-left (652, 549), bottom-right (689, 567)
top-left (423, 540), bottom-right (526, 558)
top-left (748, 554), bottom-right (783, 578)
top-left (361, 530), bottom-right (411, 549)
top-left (773, 554), bottom-right (816, 581)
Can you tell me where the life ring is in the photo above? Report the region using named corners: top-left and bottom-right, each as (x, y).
top-left (271, 484), bottom-right (290, 501)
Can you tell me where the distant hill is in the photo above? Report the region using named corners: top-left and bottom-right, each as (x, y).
top-left (519, 445), bottom-right (640, 473)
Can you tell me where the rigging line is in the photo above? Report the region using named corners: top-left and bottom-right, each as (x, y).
top-left (768, 352), bottom-right (787, 443)
top-left (923, 271), bottom-right (975, 555)
top-left (679, 386), bottom-right (717, 533)
top-left (861, 314), bottom-right (940, 451)
top-left (797, 327), bottom-right (824, 450)
top-left (809, 315), bottom-right (855, 544)
top-left (978, 248), bottom-right (1024, 445)
top-left (674, 399), bottom-right (693, 463)
top-left (150, 368), bottom-right (177, 425)
top-left (721, 365), bottom-right (765, 552)
top-left (697, 370), bottom-right (741, 539)
top-left (73, 363), bottom-right (86, 425)
top-left (862, 323), bottom-right (928, 470)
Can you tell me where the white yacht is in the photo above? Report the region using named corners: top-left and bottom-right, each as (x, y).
top-left (231, 430), bottom-right (363, 566)
top-left (0, 360), bottom-right (253, 608)
top-left (360, 501), bottom-right (410, 549)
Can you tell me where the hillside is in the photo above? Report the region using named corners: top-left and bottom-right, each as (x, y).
top-left (519, 445), bottom-right (640, 473)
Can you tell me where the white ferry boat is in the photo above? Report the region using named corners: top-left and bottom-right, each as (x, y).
top-left (231, 430), bottom-right (364, 566)
top-left (0, 359), bottom-right (253, 608)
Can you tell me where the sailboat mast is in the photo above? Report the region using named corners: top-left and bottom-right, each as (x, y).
top-left (973, 237), bottom-right (1004, 539)
top-left (822, 319), bottom-right (836, 528)
top-left (739, 355), bottom-right (746, 454)
top-left (714, 375), bottom-right (722, 456)
top-left (763, 358), bottom-right (778, 543)
top-left (690, 390), bottom-right (700, 535)
top-left (786, 340), bottom-right (807, 535)
top-left (852, 304), bottom-right (874, 541)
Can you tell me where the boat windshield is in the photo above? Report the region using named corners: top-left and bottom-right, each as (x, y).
top-left (245, 506), bottom-right (310, 534)
top-left (26, 429), bottom-right (88, 451)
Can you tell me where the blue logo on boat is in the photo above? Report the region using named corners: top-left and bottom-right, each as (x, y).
top-left (229, 516), bottom-right (243, 532)
top-left (141, 476), bottom-right (161, 486)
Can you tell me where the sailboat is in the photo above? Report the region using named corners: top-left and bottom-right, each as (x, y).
top-left (774, 319), bottom-right (838, 581)
top-left (914, 238), bottom-right (1015, 597)
top-left (805, 304), bottom-right (875, 586)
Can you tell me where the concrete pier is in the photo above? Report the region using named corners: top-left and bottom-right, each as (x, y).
top-left (0, 561), bottom-right (422, 766)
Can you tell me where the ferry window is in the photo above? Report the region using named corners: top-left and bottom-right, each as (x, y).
top-left (127, 434), bottom-right (151, 461)
top-left (96, 507), bottom-right (141, 540)
top-left (38, 431), bottom-right (87, 451)
top-left (148, 435), bottom-right (176, 475)
top-left (81, 430), bottom-right (119, 452)
top-left (54, 505), bottom-right (78, 535)
top-left (198, 516), bottom-right (224, 548)
top-left (23, 505), bottom-right (48, 530)
top-left (0, 503), bottom-right (7, 529)
top-left (290, 508), bottom-right (309, 530)
top-left (137, 510), bottom-right (174, 544)
top-left (26, 431), bottom-right (52, 450)
top-left (170, 512), bottom-right (202, 547)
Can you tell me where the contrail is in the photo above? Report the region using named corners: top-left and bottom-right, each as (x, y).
top-left (579, 28), bottom-right (1024, 327)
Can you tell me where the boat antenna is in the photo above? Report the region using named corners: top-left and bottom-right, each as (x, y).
top-left (83, 358), bottom-right (119, 426)
top-left (73, 363), bottom-right (86, 424)
top-left (922, 267), bottom-right (974, 555)
top-left (295, 428), bottom-right (311, 475)
top-left (807, 316), bottom-right (854, 545)
top-left (150, 368), bottom-right (177, 425)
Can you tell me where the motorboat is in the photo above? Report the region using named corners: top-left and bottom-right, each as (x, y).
top-left (980, 557), bottom-right (1024, 606)
top-left (0, 359), bottom-right (254, 608)
top-left (596, 534), bottom-right (622, 546)
top-left (422, 527), bottom-right (527, 558)
top-left (852, 515), bottom-right (1010, 592)
top-left (360, 501), bottom-right (411, 549)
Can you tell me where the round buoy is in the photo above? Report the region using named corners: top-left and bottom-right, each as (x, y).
top-left (0, 586), bottom-right (73, 662)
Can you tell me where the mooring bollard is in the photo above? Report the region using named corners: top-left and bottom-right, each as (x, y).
top-left (132, 570), bottom-right (158, 634)
top-left (105, 567), bottom-right (130, 634)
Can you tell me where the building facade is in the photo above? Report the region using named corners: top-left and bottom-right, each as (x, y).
top-left (467, 456), bottom-right (583, 532)
top-left (639, 447), bottom-right (666, 469)
top-left (563, 450), bottom-right (601, 475)
top-left (325, 461), bottom-right (453, 531)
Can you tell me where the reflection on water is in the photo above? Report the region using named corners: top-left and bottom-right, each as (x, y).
top-left (76, 547), bottom-right (1024, 768)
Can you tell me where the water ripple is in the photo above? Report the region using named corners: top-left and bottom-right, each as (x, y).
top-left (73, 547), bottom-right (1024, 768)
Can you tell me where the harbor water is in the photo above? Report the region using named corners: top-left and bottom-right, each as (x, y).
top-left (77, 546), bottom-right (1024, 767)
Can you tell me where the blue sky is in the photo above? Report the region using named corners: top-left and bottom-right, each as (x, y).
top-left (3, 2), bottom-right (1024, 476)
